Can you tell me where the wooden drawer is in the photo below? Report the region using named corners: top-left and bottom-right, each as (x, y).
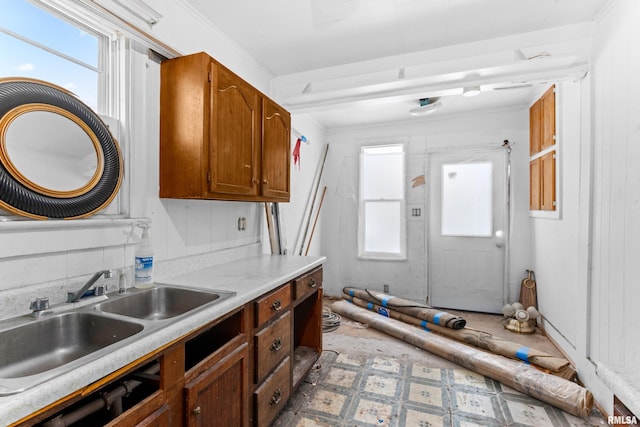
top-left (255, 284), bottom-right (291, 327)
top-left (255, 311), bottom-right (291, 383)
top-left (293, 267), bottom-right (322, 300)
top-left (254, 357), bottom-right (291, 427)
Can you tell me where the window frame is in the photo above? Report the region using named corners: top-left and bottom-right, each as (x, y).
top-left (357, 143), bottom-right (407, 261)
top-left (0, 0), bottom-right (129, 219)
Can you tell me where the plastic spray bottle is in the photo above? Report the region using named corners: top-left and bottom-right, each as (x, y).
top-left (135, 223), bottom-right (154, 288)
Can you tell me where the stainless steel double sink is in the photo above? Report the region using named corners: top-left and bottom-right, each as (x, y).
top-left (0, 285), bottom-right (235, 396)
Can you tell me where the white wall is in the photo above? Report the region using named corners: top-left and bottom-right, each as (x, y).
top-left (532, 0), bottom-right (640, 415)
top-left (320, 109), bottom-right (531, 302)
top-left (531, 79), bottom-right (585, 347)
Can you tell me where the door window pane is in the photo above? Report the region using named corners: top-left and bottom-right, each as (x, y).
top-left (441, 162), bottom-right (492, 236)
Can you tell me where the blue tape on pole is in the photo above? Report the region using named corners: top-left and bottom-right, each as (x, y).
top-left (421, 319), bottom-right (431, 332)
top-left (378, 307), bottom-right (390, 317)
top-left (381, 296), bottom-right (390, 308)
top-left (433, 312), bottom-right (446, 325)
top-left (516, 346), bottom-right (531, 364)
top-left (367, 302), bottom-right (373, 310)
top-left (349, 289), bottom-right (355, 297)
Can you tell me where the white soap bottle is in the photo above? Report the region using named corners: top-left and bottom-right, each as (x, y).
top-left (134, 224), bottom-right (154, 288)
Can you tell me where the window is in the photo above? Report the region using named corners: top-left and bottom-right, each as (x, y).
top-left (0, 0), bottom-right (105, 111)
top-left (0, 0), bottom-right (124, 217)
top-left (441, 162), bottom-right (493, 236)
top-left (358, 144), bottom-right (406, 260)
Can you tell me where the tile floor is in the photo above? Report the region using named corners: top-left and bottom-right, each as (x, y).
top-left (273, 351), bottom-right (606, 426)
top-left (273, 300), bottom-right (607, 426)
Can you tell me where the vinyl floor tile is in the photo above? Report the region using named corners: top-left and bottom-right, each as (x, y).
top-left (273, 351), bottom-right (607, 427)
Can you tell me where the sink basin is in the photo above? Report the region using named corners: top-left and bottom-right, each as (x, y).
top-left (95, 286), bottom-right (234, 320)
top-left (0, 312), bottom-right (143, 379)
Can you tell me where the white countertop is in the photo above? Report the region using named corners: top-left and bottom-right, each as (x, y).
top-left (0, 254), bottom-right (324, 426)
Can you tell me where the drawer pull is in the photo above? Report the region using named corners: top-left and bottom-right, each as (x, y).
top-left (271, 299), bottom-right (282, 311)
top-left (309, 278), bottom-right (317, 288)
top-left (270, 388), bottom-right (282, 406)
top-left (192, 406), bottom-right (201, 416)
top-left (270, 337), bottom-right (283, 352)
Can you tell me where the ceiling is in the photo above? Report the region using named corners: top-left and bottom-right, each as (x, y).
top-left (184, 0), bottom-right (610, 128)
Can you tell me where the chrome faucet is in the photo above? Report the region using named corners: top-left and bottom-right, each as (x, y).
top-left (67, 270), bottom-right (112, 303)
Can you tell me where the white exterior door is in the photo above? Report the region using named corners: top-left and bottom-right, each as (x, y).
top-left (428, 148), bottom-right (507, 313)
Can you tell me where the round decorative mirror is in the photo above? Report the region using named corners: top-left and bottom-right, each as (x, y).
top-left (0, 78), bottom-right (123, 219)
top-left (0, 105), bottom-right (104, 197)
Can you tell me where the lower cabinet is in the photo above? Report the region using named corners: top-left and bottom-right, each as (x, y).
top-left (184, 343), bottom-right (249, 427)
top-left (20, 266), bottom-right (322, 427)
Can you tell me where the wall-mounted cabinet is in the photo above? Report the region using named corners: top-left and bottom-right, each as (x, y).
top-left (529, 85), bottom-right (556, 211)
top-left (159, 52), bottom-right (290, 202)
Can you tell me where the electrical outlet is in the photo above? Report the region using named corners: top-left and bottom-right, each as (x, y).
top-left (408, 204), bottom-right (424, 221)
top-left (237, 217), bottom-right (247, 231)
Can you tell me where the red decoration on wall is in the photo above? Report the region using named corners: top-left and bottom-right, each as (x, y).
top-left (293, 137), bottom-right (302, 169)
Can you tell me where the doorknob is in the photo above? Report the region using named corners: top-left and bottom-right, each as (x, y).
top-left (495, 230), bottom-right (505, 248)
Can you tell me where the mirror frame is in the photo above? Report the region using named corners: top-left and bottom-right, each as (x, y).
top-left (0, 78), bottom-right (123, 219)
top-left (0, 103), bottom-right (105, 198)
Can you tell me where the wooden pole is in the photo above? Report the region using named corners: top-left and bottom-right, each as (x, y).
top-left (264, 202), bottom-right (277, 254)
top-left (304, 186), bottom-right (326, 256)
top-left (332, 301), bottom-right (593, 419)
top-left (298, 145), bottom-right (329, 255)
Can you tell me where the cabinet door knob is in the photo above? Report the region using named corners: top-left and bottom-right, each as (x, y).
top-left (192, 406), bottom-right (201, 416)
top-left (269, 388), bottom-right (282, 406)
top-left (263, 179), bottom-right (268, 184)
top-left (271, 299), bottom-right (282, 311)
top-left (270, 337), bottom-right (283, 352)
top-left (309, 278), bottom-right (317, 288)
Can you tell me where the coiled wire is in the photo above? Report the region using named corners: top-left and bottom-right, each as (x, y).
top-left (322, 306), bottom-right (341, 333)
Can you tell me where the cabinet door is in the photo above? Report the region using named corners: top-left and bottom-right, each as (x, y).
top-left (209, 64), bottom-right (260, 197)
top-left (529, 157), bottom-right (541, 210)
top-left (529, 99), bottom-right (541, 156)
top-left (261, 98), bottom-right (290, 201)
top-left (184, 343), bottom-right (249, 427)
top-left (540, 151), bottom-right (556, 210)
top-left (541, 85), bottom-right (555, 151)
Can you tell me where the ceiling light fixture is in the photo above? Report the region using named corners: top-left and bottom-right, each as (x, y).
top-left (409, 98), bottom-right (441, 116)
top-left (462, 86), bottom-right (481, 97)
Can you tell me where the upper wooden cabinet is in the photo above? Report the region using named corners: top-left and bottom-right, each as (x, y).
top-left (160, 52), bottom-right (290, 202)
top-left (530, 85), bottom-right (555, 156)
top-left (529, 84), bottom-right (556, 211)
top-left (262, 98), bottom-right (291, 200)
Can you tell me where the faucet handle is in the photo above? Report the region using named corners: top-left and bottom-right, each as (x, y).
top-left (30, 297), bottom-right (50, 311)
top-left (94, 285), bottom-right (107, 296)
